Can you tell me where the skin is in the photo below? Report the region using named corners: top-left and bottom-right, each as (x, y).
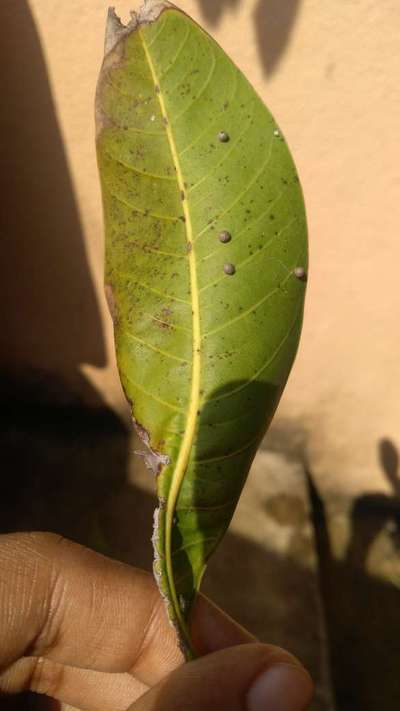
top-left (0, 532), bottom-right (313, 710)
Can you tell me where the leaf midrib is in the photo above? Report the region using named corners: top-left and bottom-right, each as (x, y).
top-left (140, 27), bottom-right (201, 648)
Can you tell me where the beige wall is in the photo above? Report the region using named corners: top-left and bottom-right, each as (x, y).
top-left (6, 1), bottom-right (400, 495)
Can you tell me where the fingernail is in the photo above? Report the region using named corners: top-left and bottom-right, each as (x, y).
top-left (246, 664), bottom-right (313, 711)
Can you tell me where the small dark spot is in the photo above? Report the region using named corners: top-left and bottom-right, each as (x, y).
top-left (219, 230), bottom-right (231, 243)
top-left (180, 190), bottom-right (185, 201)
top-left (163, 117), bottom-right (168, 125)
top-left (224, 263), bottom-right (236, 275)
top-left (179, 216), bottom-right (186, 223)
top-left (218, 131), bottom-right (230, 143)
top-left (294, 266), bottom-right (307, 281)
top-left (155, 85), bottom-right (160, 94)
top-left (186, 241), bottom-right (192, 253)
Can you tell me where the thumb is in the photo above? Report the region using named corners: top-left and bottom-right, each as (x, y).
top-left (129, 643), bottom-right (313, 711)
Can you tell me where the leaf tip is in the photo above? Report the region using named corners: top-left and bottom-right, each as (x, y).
top-left (104, 2), bottom-right (173, 56)
top-left (137, 0), bottom-right (174, 25)
top-left (105, 7), bottom-right (134, 55)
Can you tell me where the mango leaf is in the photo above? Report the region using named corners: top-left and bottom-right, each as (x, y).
top-left (96, 0), bottom-right (307, 657)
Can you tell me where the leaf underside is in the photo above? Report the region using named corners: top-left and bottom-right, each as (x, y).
top-left (96, 3), bottom-right (307, 656)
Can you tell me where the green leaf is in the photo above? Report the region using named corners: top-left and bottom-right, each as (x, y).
top-left (96, 0), bottom-right (307, 656)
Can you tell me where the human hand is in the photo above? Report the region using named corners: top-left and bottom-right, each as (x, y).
top-left (0, 533), bottom-right (313, 710)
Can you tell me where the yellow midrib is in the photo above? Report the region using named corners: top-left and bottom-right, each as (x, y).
top-left (140, 29), bottom-right (201, 645)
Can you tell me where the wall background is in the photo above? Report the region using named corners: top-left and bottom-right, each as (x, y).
top-left (18, 0), bottom-right (399, 499)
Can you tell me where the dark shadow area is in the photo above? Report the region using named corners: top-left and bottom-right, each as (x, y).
top-left (253, 0), bottom-right (302, 76)
top-left (347, 437), bottom-right (400, 569)
top-left (0, 3), bottom-right (122, 708)
top-left (0, 0), bottom-right (105, 388)
top-left (203, 529), bottom-right (324, 702)
top-left (379, 438), bottom-right (400, 494)
top-left (307, 444), bottom-right (400, 711)
top-left (196, 0), bottom-right (241, 27)
top-left (187, 376), bottom-right (282, 606)
top-left (0, 374), bottom-right (131, 552)
top-left (0, 695), bottom-right (59, 711)
top-left (0, 372), bottom-right (328, 708)
top-left (0, 371), bottom-right (133, 711)
top-left (0, 388), bottom-right (326, 710)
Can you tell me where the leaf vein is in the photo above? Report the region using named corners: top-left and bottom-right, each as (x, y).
top-left (205, 305), bottom-right (303, 405)
top-left (194, 132), bottom-right (275, 241)
top-left (200, 190), bottom-right (285, 263)
top-left (171, 536), bottom-right (218, 557)
top-left (124, 241), bottom-right (187, 260)
top-left (122, 279), bottom-right (191, 305)
top-left (104, 185), bottom-right (182, 222)
top-left (162, 40), bottom-right (200, 96)
top-left (159, 25), bottom-right (191, 80)
top-left (194, 434), bottom-right (259, 464)
top-left (200, 219), bottom-right (296, 299)
top-left (123, 330), bottom-right (190, 364)
top-left (143, 312), bottom-right (192, 334)
top-left (140, 28), bottom-right (202, 646)
top-left (179, 67), bottom-right (239, 156)
top-left (188, 101), bottom-right (256, 195)
top-left (103, 149), bottom-right (176, 181)
top-left (125, 374), bottom-right (185, 413)
top-left (173, 50), bottom-right (217, 125)
top-left (177, 500), bottom-right (236, 512)
top-left (146, 15), bottom-right (168, 48)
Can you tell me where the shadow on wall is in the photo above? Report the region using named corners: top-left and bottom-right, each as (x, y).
top-left (0, 4), bottom-right (123, 708)
top-left (196, 0), bottom-right (303, 76)
top-left (308, 438), bottom-right (400, 711)
top-left (346, 438), bottom-right (400, 568)
top-left (253, 0), bottom-right (302, 76)
top-left (0, 0), bottom-right (105, 395)
top-left (0, 397), bottom-right (324, 710)
top-left (196, 0), bottom-right (241, 26)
